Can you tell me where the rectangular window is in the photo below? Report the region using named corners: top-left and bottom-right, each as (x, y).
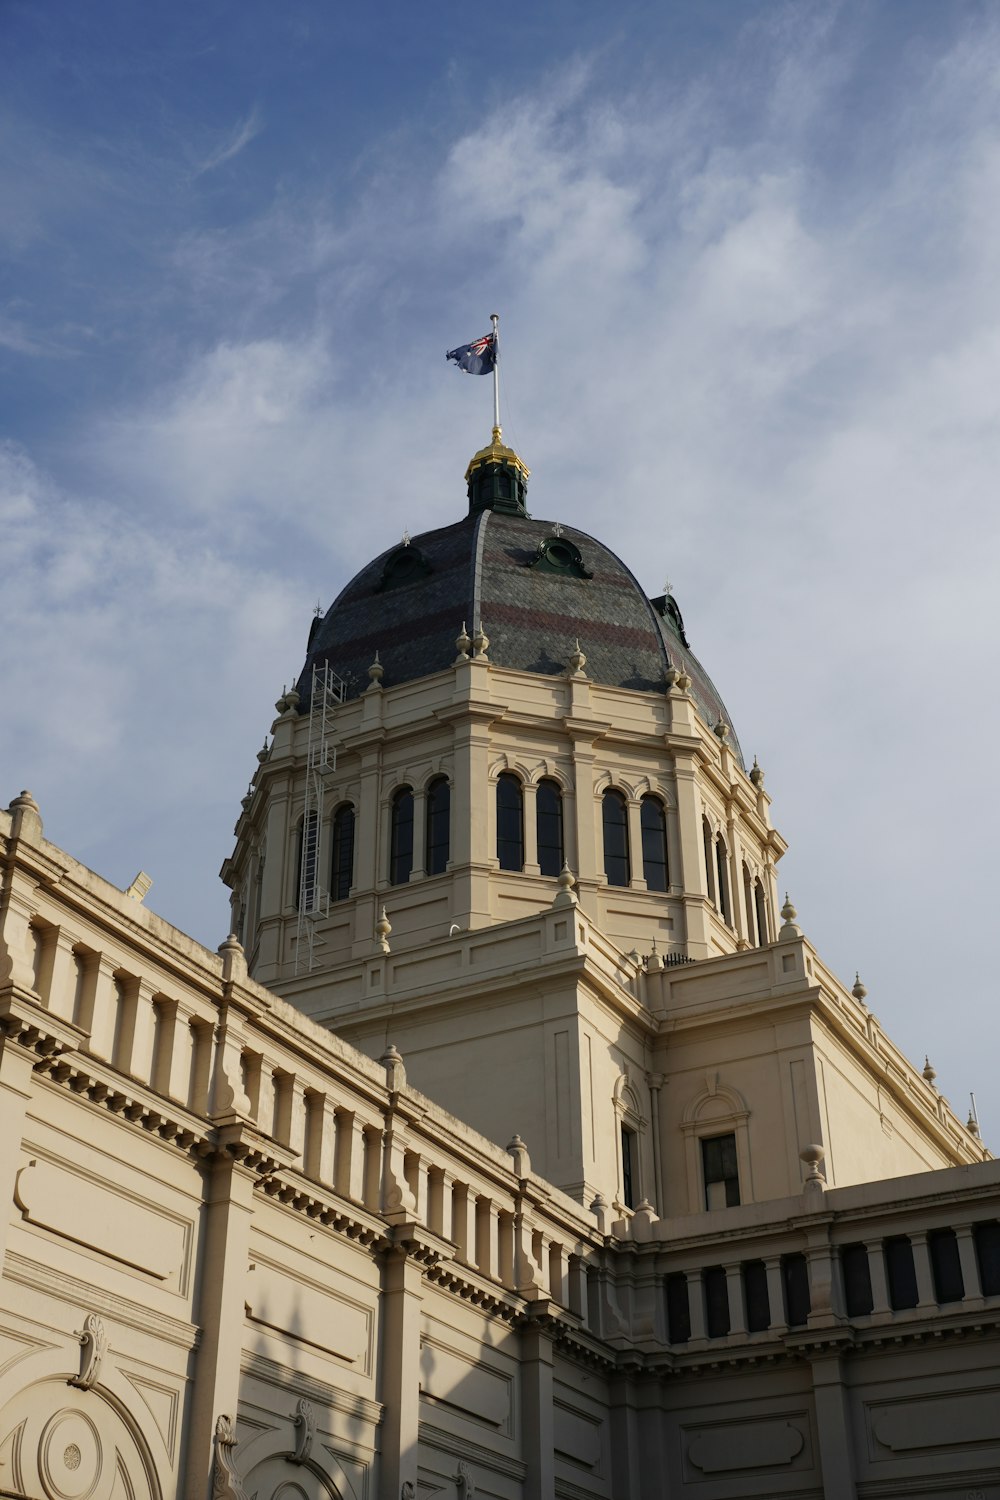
top-left (702, 1133), bottom-right (740, 1209)
top-left (621, 1125), bottom-right (637, 1209)
top-left (665, 1272), bottom-right (691, 1343)
top-left (928, 1227), bottom-right (964, 1304)
top-left (782, 1252), bottom-right (811, 1327)
top-left (974, 1220), bottom-right (1000, 1296)
top-left (743, 1259), bottom-right (770, 1331)
top-left (884, 1236), bottom-right (918, 1310)
top-left (704, 1265), bottom-right (730, 1338)
top-left (841, 1242), bottom-right (874, 1317)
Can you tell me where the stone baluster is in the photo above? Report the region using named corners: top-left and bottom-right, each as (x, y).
top-left (687, 1269), bottom-right (707, 1341)
top-left (725, 1263), bottom-right (747, 1336)
top-left (866, 1241), bottom-right (891, 1315)
top-left (956, 1225), bottom-right (984, 1305)
top-left (765, 1257), bottom-right (788, 1332)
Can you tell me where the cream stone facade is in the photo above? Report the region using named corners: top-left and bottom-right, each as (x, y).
top-left (3, 433), bottom-right (1000, 1499)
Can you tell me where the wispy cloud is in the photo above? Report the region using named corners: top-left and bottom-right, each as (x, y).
top-left (192, 106), bottom-right (263, 177)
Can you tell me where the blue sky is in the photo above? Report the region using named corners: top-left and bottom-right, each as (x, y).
top-left (3, 1), bottom-right (999, 1145)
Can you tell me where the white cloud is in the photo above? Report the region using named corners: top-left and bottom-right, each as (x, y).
top-left (192, 106), bottom-right (263, 177)
top-left (8, 9), bottom-right (1000, 1136)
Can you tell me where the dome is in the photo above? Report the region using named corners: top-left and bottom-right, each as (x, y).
top-left (298, 440), bottom-right (743, 765)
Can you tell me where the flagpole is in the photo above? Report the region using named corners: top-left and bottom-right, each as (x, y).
top-left (490, 312), bottom-right (500, 436)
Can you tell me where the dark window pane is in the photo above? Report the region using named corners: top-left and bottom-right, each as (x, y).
top-left (975, 1220), bottom-right (1000, 1296)
top-left (715, 836), bottom-right (731, 923)
top-left (929, 1228), bottom-right (964, 1304)
top-left (702, 818), bottom-right (715, 904)
top-left (640, 797), bottom-right (668, 891)
top-left (704, 1265), bottom-right (730, 1338)
top-left (755, 881), bottom-right (769, 945)
top-left (496, 774), bottom-right (524, 871)
top-left (331, 806), bottom-right (355, 901)
top-left (742, 862), bottom-right (755, 943)
top-left (603, 790), bottom-right (630, 887)
top-left (536, 779), bottom-right (564, 878)
top-left (782, 1253), bottom-right (810, 1327)
top-left (666, 1272), bottom-right (691, 1343)
top-left (702, 1133), bottom-right (740, 1209)
top-left (743, 1259), bottom-right (770, 1332)
top-left (884, 1236), bottom-right (918, 1310)
top-left (390, 788), bottom-right (414, 885)
top-left (621, 1125), bottom-right (637, 1209)
top-left (841, 1243), bottom-right (874, 1316)
top-left (425, 778), bottom-right (450, 876)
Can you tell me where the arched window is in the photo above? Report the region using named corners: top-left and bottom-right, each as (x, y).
top-left (296, 810), bottom-right (319, 911)
top-left (331, 804), bottom-right (355, 901)
top-left (425, 777), bottom-right (450, 876)
top-left (496, 773), bottom-right (524, 871)
top-left (602, 789), bottom-right (630, 887)
top-left (536, 779), bottom-right (564, 877)
top-left (742, 861), bottom-right (755, 943)
top-left (702, 816), bottom-right (716, 905)
top-left (754, 879), bottom-right (769, 945)
top-left (715, 834), bottom-right (731, 925)
top-left (640, 796), bottom-right (668, 891)
top-left (390, 787), bottom-right (414, 885)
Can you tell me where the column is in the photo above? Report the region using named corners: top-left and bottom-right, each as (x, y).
top-left (687, 1269), bottom-right (707, 1341)
top-left (956, 1225), bottom-right (983, 1304)
top-left (647, 1075), bottom-right (664, 1213)
top-left (910, 1231), bottom-right (936, 1309)
top-left (567, 738), bottom-right (599, 903)
top-left (409, 790), bottom-right (427, 879)
top-left (184, 1141), bottom-right (260, 1500)
top-left (671, 752), bottom-right (711, 958)
top-left (725, 1263), bottom-right (747, 1336)
top-left (866, 1241), bottom-right (890, 1315)
top-left (765, 1257), bottom-right (787, 1332)
top-left (522, 781), bottom-right (540, 874)
top-left (0, 1035), bottom-right (34, 1274)
top-left (521, 1320), bottom-right (555, 1500)
top-left (378, 1248), bottom-right (423, 1500)
top-left (810, 1353), bottom-right (856, 1498)
top-left (626, 799), bottom-right (646, 889)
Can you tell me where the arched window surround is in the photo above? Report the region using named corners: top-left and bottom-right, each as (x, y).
top-left (389, 786), bottom-right (415, 886)
top-left (424, 776), bottom-right (451, 877)
top-left (681, 1081), bottom-right (754, 1214)
top-left (330, 802), bottom-right (356, 902)
top-left (613, 1073), bottom-right (647, 1215)
top-left (496, 771), bottom-right (525, 872)
top-left (602, 788), bottom-right (631, 887)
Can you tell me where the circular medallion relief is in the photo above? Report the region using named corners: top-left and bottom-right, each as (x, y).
top-left (39, 1411), bottom-right (103, 1500)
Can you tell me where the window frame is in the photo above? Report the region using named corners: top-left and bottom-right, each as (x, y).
top-left (602, 788), bottom-right (631, 887)
top-left (496, 772), bottom-right (525, 872)
top-left (389, 786), bottom-right (415, 886)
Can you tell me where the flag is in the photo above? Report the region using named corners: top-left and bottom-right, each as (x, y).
top-left (446, 332), bottom-right (497, 375)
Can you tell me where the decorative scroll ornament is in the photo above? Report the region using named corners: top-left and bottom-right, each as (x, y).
top-left (455, 1460), bottom-right (475, 1498)
top-left (68, 1313), bottom-right (108, 1391)
top-left (289, 1398), bottom-right (315, 1465)
top-left (213, 1415), bottom-right (250, 1500)
top-left (401, 1484), bottom-right (415, 1500)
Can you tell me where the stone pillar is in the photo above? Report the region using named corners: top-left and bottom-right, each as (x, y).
top-left (626, 799), bottom-right (645, 889)
top-left (410, 789), bottom-right (427, 879)
top-left (725, 1263), bottom-right (747, 1336)
top-left (566, 736), bottom-right (599, 914)
top-left (810, 1353), bottom-right (856, 1498)
top-left (671, 751), bottom-right (712, 958)
top-left (866, 1242), bottom-right (890, 1315)
top-left (449, 695), bottom-right (495, 930)
top-left (0, 1032), bottom-right (34, 1274)
top-left (378, 1248), bottom-right (423, 1500)
top-left (351, 747), bottom-right (382, 959)
top-left (956, 1225), bottom-right (983, 1304)
top-left (184, 1139), bottom-right (261, 1500)
top-left (765, 1257), bottom-right (787, 1332)
top-left (608, 1373), bottom-right (640, 1499)
top-left (522, 781), bottom-right (540, 874)
top-left (687, 1269), bottom-right (707, 1341)
top-left (910, 1231), bottom-right (936, 1309)
top-left (520, 1320), bottom-right (555, 1500)
top-left (647, 1075), bottom-right (664, 1213)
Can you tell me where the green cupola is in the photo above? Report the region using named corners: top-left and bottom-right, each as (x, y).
top-left (465, 426), bottom-right (530, 516)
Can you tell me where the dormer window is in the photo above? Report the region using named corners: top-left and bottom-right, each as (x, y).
top-left (530, 535), bottom-right (593, 579)
top-left (377, 545), bottom-right (432, 593)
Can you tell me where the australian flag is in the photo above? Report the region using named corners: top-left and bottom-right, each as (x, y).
top-left (446, 332), bottom-right (497, 375)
